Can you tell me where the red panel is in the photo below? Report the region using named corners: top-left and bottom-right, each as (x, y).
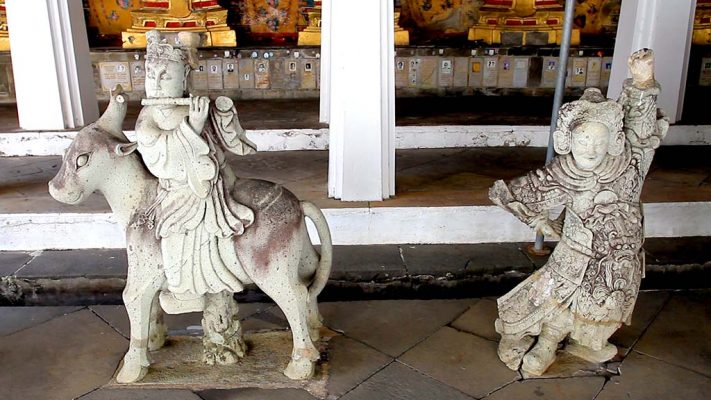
top-left (505, 19), bottom-right (522, 26)
top-left (484, 0), bottom-right (514, 6)
top-left (192, 0), bottom-right (219, 8)
top-left (522, 19), bottom-right (537, 25)
top-left (165, 21), bottom-right (182, 28)
top-left (487, 18), bottom-right (499, 25)
top-left (535, 0), bottom-right (561, 6)
top-left (206, 20), bottom-right (216, 26)
top-left (546, 18), bottom-right (559, 25)
top-left (702, 17), bottom-right (711, 24)
top-left (143, 20), bottom-right (157, 27)
top-left (183, 21), bottom-right (198, 27)
top-left (142, 1), bottom-right (169, 8)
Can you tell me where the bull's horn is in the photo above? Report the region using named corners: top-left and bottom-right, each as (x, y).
top-left (95, 87), bottom-right (130, 141)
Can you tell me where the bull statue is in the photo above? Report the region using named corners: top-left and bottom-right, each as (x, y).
top-left (48, 85), bottom-right (332, 383)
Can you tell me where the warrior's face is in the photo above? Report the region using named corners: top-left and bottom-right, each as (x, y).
top-left (145, 59), bottom-right (185, 99)
top-left (571, 122), bottom-right (610, 171)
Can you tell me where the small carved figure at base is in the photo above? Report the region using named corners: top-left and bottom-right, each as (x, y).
top-left (202, 291), bottom-right (246, 365)
top-left (489, 48), bottom-right (668, 376)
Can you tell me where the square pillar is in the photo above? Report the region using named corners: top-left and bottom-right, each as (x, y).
top-left (607, 0), bottom-right (696, 123)
top-left (321, 0), bottom-right (395, 201)
top-left (7, 0), bottom-right (98, 130)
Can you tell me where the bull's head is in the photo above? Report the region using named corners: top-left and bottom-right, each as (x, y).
top-left (49, 87), bottom-right (136, 204)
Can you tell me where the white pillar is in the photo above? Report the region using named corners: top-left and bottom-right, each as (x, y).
top-left (607, 0), bottom-right (696, 123)
top-left (6, 0), bottom-right (98, 130)
top-left (323, 0), bottom-right (395, 201)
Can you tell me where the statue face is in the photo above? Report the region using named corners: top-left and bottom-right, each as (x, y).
top-left (570, 122), bottom-right (610, 171)
top-left (145, 60), bottom-right (185, 98)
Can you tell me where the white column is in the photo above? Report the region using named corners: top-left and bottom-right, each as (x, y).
top-left (323, 0), bottom-right (395, 201)
top-left (6, 0), bottom-right (98, 130)
top-left (607, 0), bottom-right (696, 123)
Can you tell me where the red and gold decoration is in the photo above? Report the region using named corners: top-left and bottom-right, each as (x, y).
top-left (0, 0), bottom-right (9, 51)
top-left (573, 0), bottom-right (620, 37)
top-left (297, 1), bottom-right (321, 45)
top-left (122, 0), bottom-right (236, 48)
top-left (694, 0), bottom-right (711, 45)
top-left (468, 0), bottom-right (581, 46)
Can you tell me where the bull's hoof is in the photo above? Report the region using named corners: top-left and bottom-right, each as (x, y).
top-left (116, 359), bottom-right (148, 383)
top-left (284, 358), bottom-right (315, 380)
top-left (498, 336), bottom-right (534, 371)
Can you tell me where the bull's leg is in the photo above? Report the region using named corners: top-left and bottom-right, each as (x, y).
top-left (262, 282), bottom-right (319, 380)
top-left (116, 284), bottom-right (160, 383)
top-left (148, 295), bottom-right (167, 351)
top-left (306, 294), bottom-right (322, 342)
top-left (202, 291), bottom-right (246, 365)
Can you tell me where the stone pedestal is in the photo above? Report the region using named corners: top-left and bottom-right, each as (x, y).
top-left (122, 0), bottom-right (236, 48)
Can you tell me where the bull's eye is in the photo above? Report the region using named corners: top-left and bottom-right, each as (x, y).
top-left (76, 153), bottom-right (90, 169)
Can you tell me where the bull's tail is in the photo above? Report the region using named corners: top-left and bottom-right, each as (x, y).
top-left (301, 201), bottom-right (332, 299)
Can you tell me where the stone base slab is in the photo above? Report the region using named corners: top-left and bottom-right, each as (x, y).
top-left (107, 330), bottom-right (335, 398)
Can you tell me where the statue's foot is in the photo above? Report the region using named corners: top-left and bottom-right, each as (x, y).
top-left (521, 340), bottom-right (557, 376)
top-left (565, 340), bottom-right (618, 363)
top-left (498, 336), bottom-right (534, 371)
top-left (148, 322), bottom-right (167, 351)
top-left (116, 349), bottom-right (149, 383)
top-left (284, 357), bottom-right (315, 380)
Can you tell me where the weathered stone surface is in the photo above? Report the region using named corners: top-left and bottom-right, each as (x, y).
top-left (200, 388), bottom-right (316, 400)
top-left (400, 243), bottom-right (533, 276)
top-left (0, 309), bottom-right (127, 400)
top-left (80, 389), bottom-right (202, 399)
top-left (330, 245), bottom-right (404, 281)
top-left (487, 376), bottom-right (605, 400)
top-left (399, 326), bottom-right (519, 398)
top-left (326, 336), bottom-right (393, 399)
top-left (321, 299), bottom-right (471, 357)
top-left (450, 298), bottom-right (499, 341)
top-left (0, 305), bottom-right (82, 336)
top-left (16, 249), bottom-right (127, 278)
top-left (340, 362), bottom-right (472, 400)
top-left (240, 305), bottom-right (290, 332)
top-left (0, 251), bottom-right (33, 276)
top-left (523, 350), bottom-right (619, 379)
top-left (596, 351), bottom-right (711, 400)
top-left (635, 291), bottom-right (711, 376)
top-left (610, 290), bottom-right (670, 349)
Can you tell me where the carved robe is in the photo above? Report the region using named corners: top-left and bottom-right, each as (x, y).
top-left (492, 80), bottom-right (667, 350)
top-left (135, 102), bottom-right (257, 296)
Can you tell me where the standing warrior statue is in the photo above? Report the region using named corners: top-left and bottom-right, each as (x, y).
top-left (488, 49), bottom-right (668, 376)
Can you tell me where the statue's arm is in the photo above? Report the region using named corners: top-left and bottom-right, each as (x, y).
top-left (489, 167), bottom-right (568, 237)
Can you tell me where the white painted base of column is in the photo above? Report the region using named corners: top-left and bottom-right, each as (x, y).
top-left (2, 125), bottom-right (710, 156)
top-left (2, 202), bottom-right (709, 250)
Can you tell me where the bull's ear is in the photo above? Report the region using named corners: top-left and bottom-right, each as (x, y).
top-left (115, 142), bottom-right (138, 156)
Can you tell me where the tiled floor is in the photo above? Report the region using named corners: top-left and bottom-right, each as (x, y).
top-left (2, 146), bottom-right (710, 214)
top-left (1, 291), bottom-right (709, 399)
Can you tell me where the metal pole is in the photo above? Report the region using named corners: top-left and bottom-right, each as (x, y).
top-left (533, 0), bottom-right (576, 253)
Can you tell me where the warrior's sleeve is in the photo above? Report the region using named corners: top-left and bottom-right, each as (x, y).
top-left (489, 161), bottom-right (568, 226)
top-left (210, 102), bottom-right (258, 156)
top-left (618, 78), bottom-right (669, 177)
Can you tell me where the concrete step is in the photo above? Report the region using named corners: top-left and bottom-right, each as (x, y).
top-left (1, 239), bottom-right (710, 306)
top-left (1, 147), bottom-right (711, 249)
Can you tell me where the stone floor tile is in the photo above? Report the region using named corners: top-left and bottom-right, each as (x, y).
top-left (0, 309), bottom-right (128, 400)
top-left (522, 350), bottom-right (618, 379)
top-left (91, 303), bottom-right (274, 338)
top-left (610, 290), bottom-right (670, 349)
top-left (399, 326), bottom-right (519, 398)
top-left (340, 362), bottom-right (473, 400)
top-left (401, 243), bottom-right (534, 276)
top-left (320, 299), bottom-right (472, 357)
top-left (634, 291), bottom-right (711, 376)
top-left (16, 249), bottom-right (127, 278)
top-left (450, 298), bottom-right (499, 341)
top-left (595, 351), bottom-right (711, 400)
top-left (0, 251), bottom-right (33, 276)
top-left (330, 245), bottom-right (405, 281)
top-left (240, 305), bottom-right (290, 332)
top-left (79, 389), bottom-right (202, 399)
top-left (485, 377), bottom-right (604, 400)
top-left (326, 336), bottom-right (393, 399)
top-left (0, 305), bottom-right (83, 336)
top-left (199, 388), bottom-right (317, 400)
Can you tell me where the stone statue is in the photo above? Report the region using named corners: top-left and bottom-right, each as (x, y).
top-left (488, 49), bottom-right (668, 376)
top-left (49, 29), bottom-right (332, 383)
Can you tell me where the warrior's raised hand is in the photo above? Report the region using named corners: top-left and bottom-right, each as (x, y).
top-left (189, 96), bottom-right (210, 133)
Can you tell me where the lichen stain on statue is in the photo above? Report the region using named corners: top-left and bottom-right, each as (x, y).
top-left (488, 49), bottom-right (668, 376)
top-left (49, 29), bottom-right (333, 384)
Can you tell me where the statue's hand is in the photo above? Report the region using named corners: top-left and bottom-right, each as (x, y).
top-left (189, 96), bottom-right (210, 133)
top-left (628, 48), bottom-right (654, 88)
top-left (529, 214), bottom-right (562, 239)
